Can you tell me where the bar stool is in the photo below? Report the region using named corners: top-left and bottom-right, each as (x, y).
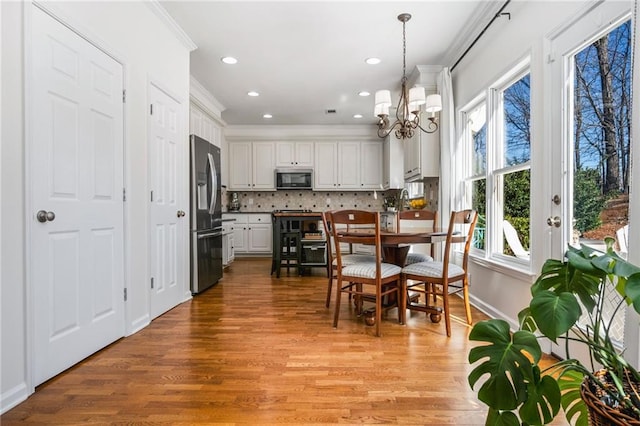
top-left (277, 230), bottom-right (300, 277)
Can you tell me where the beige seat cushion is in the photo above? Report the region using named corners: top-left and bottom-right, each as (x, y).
top-left (401, 261), bottom-right (464, 278)
top-left (342, 262), bottom-right (401, 279)
top-left (332, 254), bottom-right (376, 266)
top-left (405, 252), bottom-right (433, 265)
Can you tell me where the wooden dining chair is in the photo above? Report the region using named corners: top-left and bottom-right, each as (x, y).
top-left (322, 212), bottom-right (376, 308)
top-left (401, 209), bottom-right (478, 337)
top-left (331, 210), bottom-right (403, 337)
top-left (396, 209), bottom-right (438, 265)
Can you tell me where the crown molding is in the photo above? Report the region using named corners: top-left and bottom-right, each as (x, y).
top-left (190, 76), bottom-right (227, 126)
top-left (408, 65), bottom-right (442, 91)
top-left (145, 1), bottom-right (197, 51)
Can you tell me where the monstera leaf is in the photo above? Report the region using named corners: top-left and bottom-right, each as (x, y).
top-left (530, 290), bottom-right (581, 342)
top-left (519, 370), bottom-right (561, 425)
top-left (557, 369), bottom-right (589, 426)
top-left (468, 319), bottom-right (541, 410)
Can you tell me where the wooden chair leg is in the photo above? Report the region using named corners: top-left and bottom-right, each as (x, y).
top-left (333, 279), bottom-right (342, 328)
top-left (396, 278), bottom-right (407, 324)
top-left (375, 283), bottom-right (382, 337)
top-left (443, 281), bottom-right (451, 337)
top-left (325, 274), bottom-right (333, 308)
top-left (463, 277), bottom-right (472, 325)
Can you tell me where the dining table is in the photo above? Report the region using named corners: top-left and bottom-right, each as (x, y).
top-left (335, 228), bottom-right (463, 324)
top-left (336, 229), bottom-right (459, 267)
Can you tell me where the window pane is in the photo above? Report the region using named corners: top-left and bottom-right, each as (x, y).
top-left (503, 169), bottom-right (530, 257)
top-left (471, 178), bottom-right (486, 250)
top-left (503, 74), bottom-right (531, 166)
top-left (470, 104), bottom-right (487, 175)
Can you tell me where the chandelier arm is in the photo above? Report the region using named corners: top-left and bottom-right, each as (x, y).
top-left (415, 117), bottom-right (439, 134)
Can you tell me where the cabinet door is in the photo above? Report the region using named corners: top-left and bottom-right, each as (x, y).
top-left (403, 134), bottom-right (420, 181)
top-left (360, 141), bottom-right (383, 189)
top-left (420, 130), bottom-right (440, 177)
top-left (383, 136), bottom-right (404, 189)
top-left (227, 233), bottom-right (235, 263)
top-left (314, 142), bottom-right (338, 189)
top-left (337, 141), bottom-right (360, 189)
top-left (248, 223), bottom-right (272, 252)
top-left (295, 142), bottom-right (314, 167)
top-left (201, 115), bottom-right (214, 144)
top-left (252, 142), bottom-right (275, 190)
top-left (233, 224), bottom-right (248, 253)
top-left (229, 142), bottom-right (253, 190)
top-left (190, 105), bottom-right (203, 137)
top-left (275, 141), bottom-right (296, 167)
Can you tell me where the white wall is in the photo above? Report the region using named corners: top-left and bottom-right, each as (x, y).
top-left (451, 0), bottom-right (640, 336)
top-left (0, 1), bottom-right (191, 412)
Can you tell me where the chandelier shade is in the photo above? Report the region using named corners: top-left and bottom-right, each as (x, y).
top-left (375, 13), bottom-right (442, 140)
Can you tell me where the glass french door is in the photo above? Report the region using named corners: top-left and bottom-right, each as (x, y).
top-left (548, 1), bottom-right (632, 359)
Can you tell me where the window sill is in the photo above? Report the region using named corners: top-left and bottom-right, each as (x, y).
top-left (469, 252), bottom-right (537, 283)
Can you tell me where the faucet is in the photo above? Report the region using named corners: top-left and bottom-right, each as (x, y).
top-left (398, 188), bottom-right (409, 210)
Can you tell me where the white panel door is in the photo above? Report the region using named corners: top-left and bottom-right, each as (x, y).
top-left (31, 6), bottom-right (125, 385)
top-left (149, 83), bottom-right (186, 319)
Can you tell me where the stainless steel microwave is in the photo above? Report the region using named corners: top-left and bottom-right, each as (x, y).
top-left (275, 168), bottom-right (313, 190)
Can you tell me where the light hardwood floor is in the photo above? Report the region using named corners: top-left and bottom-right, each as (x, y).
top-left (3, 258), bottom-right (505, 424)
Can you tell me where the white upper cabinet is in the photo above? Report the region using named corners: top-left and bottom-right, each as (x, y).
top-left (337, 141), bottom-right (360, 188)
top-left (404, 125), bottom-right (439, 181)
top-left (360, 141), bottom-right (383, 189)
top-left (189, 103), bottom-right (220, 147)
top-left (314, 142), bottom-right (338, 189)
top-left (276, 141), bottom-right (314, 168)
top-left (228, 142), bottom-right (275, 190)
top-left (383, 135), bottom-right (404, 189)
top-left (252, 142), bottom-right (276, 190)
top-left (314, 141), bottom-right (382, 190)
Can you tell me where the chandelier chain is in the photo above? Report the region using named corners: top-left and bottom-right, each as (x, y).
top-left (402, 20), bottom-right (407, 81)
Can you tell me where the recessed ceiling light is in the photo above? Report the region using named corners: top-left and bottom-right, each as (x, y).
top-left (263, 114), bottom-right (273, 119)
top-left (353, 114), bottom-right (363, 119)
top-left (247, 91), bottom-right (260, 97)
top-left (365, 57), bottom-right (381, 65)
top-left (221, 56), bottom-right (238, 64)
top-left (358, 91), bottom-right (370, 97)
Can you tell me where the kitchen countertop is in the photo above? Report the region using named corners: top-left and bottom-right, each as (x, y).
top-left (272, 212), bottom-right (323, 217)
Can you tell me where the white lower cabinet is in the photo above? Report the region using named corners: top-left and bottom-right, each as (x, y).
top-left (222, 221), bottom-right (235, 267)
top-left (223, 213), bottom-right (272, 255)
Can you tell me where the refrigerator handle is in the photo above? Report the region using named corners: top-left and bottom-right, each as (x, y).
top-left (208, 152), bottom-right (217, 215)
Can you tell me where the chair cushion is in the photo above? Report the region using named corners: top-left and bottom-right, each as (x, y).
top-left (405, 252), bottom-right (433, 265)
top-left (402, 261), bottom-right (464, 279)
top-left (342, 262), bottom-right (401, 279)
top-left (332, 254), bottom-right (376, 266)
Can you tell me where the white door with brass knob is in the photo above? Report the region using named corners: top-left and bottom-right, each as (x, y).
top-left (29, 6), bottom-right (125, 386)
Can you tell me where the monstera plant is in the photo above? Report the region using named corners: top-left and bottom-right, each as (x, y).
top-left (468, 238), bottom-right (640, 425)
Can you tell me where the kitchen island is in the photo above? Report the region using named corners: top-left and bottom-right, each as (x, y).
top-left (271, 210), bottom-right (327, 278)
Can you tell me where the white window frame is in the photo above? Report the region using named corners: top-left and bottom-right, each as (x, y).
top-left (462, 58), bottom-right (532, 270)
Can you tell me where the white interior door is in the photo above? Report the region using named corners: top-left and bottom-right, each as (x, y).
top-left (149, 83), bottom-right (186, 319)
top-left (30, 6), bottom-right (125, 385)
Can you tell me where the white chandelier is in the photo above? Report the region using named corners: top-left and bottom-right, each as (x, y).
top-left (375, 13), bottom-right (442, 140)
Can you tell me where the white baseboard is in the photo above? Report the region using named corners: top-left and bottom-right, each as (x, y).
top-left (0, 382), bottom-right (29, 415)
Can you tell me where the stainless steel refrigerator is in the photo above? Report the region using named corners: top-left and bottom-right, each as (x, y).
top-left (190, 135), bottom-right (223, 294)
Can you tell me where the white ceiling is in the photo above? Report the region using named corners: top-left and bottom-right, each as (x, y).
top-left (160, 1), bottom-right (492, 126)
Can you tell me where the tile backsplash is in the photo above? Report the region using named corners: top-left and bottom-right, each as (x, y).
top-left (222, 178), bottom-right (439, 213)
